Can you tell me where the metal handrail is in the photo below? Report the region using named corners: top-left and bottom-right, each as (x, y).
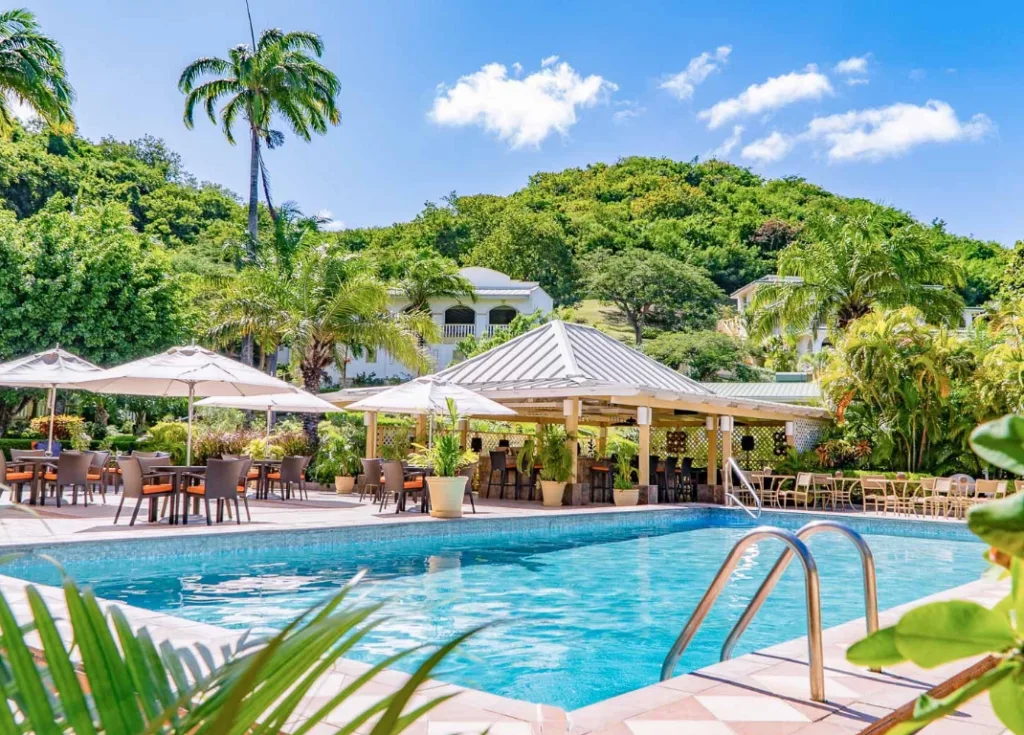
top-left (660, 527), bottom-right (825, 701)
top-left (725, 456), bottom-right (762, 519)
top-left (721, 520), bottom-right (880, 672)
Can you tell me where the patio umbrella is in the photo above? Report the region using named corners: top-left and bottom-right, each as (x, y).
top-left (75, 345), bottom-right (299, 464)
top-left (346, 376), bottom-right (515, 446)
top-left (195, 390), bottom-right (340, 444)
top-left (0, 347), bottom-right (103, 454)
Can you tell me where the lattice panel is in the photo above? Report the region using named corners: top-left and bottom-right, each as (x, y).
top-left (794, 419), bottom-right (827, 453)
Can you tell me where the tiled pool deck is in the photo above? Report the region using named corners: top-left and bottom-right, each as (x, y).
top-left (0, 493), bottom-right (1010, 735)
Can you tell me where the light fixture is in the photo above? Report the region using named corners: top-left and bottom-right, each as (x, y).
top-left (705, 416), bottom-right (716, 431)
top-left (785, 421), bottom-right (794, 436)
top-left (637, 406), bottom-right (652, 425)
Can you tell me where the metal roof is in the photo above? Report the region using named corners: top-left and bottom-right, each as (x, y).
top-left (701, 381), bottom-right (821, 403)
top-left (473, 288), bottom-right (536, 297)
top-left (432, 321), bottom-right (713, 395)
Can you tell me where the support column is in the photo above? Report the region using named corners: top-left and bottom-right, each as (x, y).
top-left (785, 421), bottom-right (796, 449)
top-left (564, 399), bottom-right (579, 484)
top-left (597, 425), bottom-right (608, 459)
top-left (720, 416), bottom-right (734, 493)
top-left (638, 407), bottom-right (652, 486)
top-left (706, 416), bottom-right (718, 487)
top-left (459, 418), bottom-right (469, 450)
top-left (415, 414), bottom-right (427, 445)
top-left (364, 412), bottom-right (378, 459)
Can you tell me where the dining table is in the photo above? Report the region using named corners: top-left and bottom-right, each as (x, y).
top-left (10, 456), bottom-right (56, 505)
top-left (251, 458), bottom-right (282, 499)
top-left (151, 465), bottom-right (207, 524)
top-left (751, 473), bottom-right (795, 508)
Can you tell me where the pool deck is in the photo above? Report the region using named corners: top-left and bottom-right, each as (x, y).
top-left (0, 492), bottom-right (1010, 735)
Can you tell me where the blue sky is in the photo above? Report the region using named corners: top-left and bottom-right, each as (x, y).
top-left (27, 0), bottom-right (1024, 245)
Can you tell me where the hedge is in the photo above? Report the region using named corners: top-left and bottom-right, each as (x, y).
top-left (0, 436), bottom-right (137, 459)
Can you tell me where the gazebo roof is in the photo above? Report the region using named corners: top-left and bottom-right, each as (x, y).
top-left (432, 321), bottom-right (711, 395)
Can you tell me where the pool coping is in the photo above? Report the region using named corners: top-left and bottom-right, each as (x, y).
top-left (0, 507), bottom-right (1007, 735)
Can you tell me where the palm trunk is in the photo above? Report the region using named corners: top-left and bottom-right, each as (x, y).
top-left (301, 360), bottom-right (323, 446)
top-left (247, 127), bottom-right (260, 258)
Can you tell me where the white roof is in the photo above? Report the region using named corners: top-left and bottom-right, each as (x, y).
top-left (433, 321), bottom-right (712, 395)
top-left (458, 266), bottom-right (540, 292)
top-left (195, 390), bottom-right (339, 413)
top-left (730, 275), bottom-right (804, 299)
top-left (0, 347), bottom-right (102, 389)
top-left (344, 377), bottom-right (516, 417)
top-left (701, 381), bottom-right (821, 404)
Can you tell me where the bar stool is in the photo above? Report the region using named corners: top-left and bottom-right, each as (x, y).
top-left (486, 450), bottom-right (518, 499)
top-left (590, 458), bottom-right (613, 503)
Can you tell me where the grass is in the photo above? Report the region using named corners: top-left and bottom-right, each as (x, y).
top-left (566, 300), bottom-right (635, 344)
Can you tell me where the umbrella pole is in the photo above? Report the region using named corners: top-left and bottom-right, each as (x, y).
top-left (186, 383), bottom-right (195, 465)
top-left (46, 386), bottom-right (56, 455)
top-left (266, 408), bottom-right (271, 446)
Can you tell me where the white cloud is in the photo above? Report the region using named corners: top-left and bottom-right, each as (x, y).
top-left (659, 46), bottom-right (732, 101)
top-left (429, 60), bottom-right (617, 148)
top-left (806, 100), bottom-right (994, 161)
top-left (834, 55), bottom-right (869, 75)
top-left (315, 209), bottom-right (346, 231)
top-left (846, 78), bottom-right (870, 86)
top-left (540, 55), bottom-right (560, 68)
top-left (909, 68), bottom-right (926, 81)
top-left (612, 100), bottom-right (645, 124)
top-left (698, 65), bottom-right (832, 129)
top-left (741, 131), bottom-right (794, 163)
top-left (512, 62), bottom-right (523, 76)
top-left (710, 124), bottom-right (744, 157)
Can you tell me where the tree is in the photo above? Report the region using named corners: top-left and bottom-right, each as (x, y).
top-left (642, 330), bottom-right (764, 381)
top-left (179, 27), bottom-right (341, 259)
top-left (456, 310), bottom-right (551, 358)
top-left (0, 9), bottom-right (74, 134)
top-left (749, 214), bottom-right (966, 340)
top-left (1001, 240), bottom-right (1024, 298)
top-left (396, 253), bottom-right (474, 315)
top-left (584, 249), bottom-right (723, 345)
top-left (210, 247), bottom-right (436, 438)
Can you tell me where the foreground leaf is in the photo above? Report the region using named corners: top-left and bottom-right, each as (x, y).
top-left (887, 661), bottom-right (1013, 735)
top-left (990, 670), bottom-right (1024, 735)
top-left (968, 492), bottom-right (1024, 559)
top-left (970, 415), bottom-right (1024, 476)
top-left (846, 626), bottom-right (905, 667)
top-left (894, 601), bottom-right (1016, 667)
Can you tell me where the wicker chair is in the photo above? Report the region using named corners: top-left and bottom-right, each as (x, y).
top-left (115, 456), bottom-right (177, 526)
top-left (359, 458), bottom-right (382, 502)
top-left (41, 451), bottom-right (93, 507)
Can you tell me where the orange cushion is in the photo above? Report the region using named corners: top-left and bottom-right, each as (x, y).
top-left (87, 473), bottom-right (101, 481)
top-left (266, 472), bottom-right (280, 480)
top-left (5, 471), bottom-right (33, 481)
top-left (143, 483), bottom-right (174, 494)
top-left (237, 485), bottom-right (247, 493)
top-left (403, 478), bottom-right (424, 490)
top-left (185, 484), bottom-right (205, 495)
top-left (247, 470), bottom-right (259, 479)
top-left (43, 472), bottom-right (57, 481)
top-left (592, 465), bottom-right (609, 471)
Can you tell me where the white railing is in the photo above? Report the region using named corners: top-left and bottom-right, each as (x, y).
top-left (443, 323), bottom-right (476, 339)
top-left (486, 324), bottom-right (511, 337)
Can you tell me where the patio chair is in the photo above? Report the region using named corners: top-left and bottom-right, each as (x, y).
top-left (132, 451), bottom-right (170, 459)
top-left (860, 476), bottom-right (888, 513)
top-left (678, 457), bottom-right (694, 501)
top-left (84, 450), bottom-right (110, 501)
top-left (924, 477), bottom-right (954, 518)
top-left (779, 472), bottom-right (812, 509)
top-left (41, 451), bottom-right (94, 507)
top-left (235, 456), bottom-right (254, 521)
top-left (662, 456), bottom-right (678, 502)
top-left (589, 459), bottom-right (612, 504)
top-left (906, 477), bottom-right (935, 517)
top-left (185, 458), bottom-right (246, 525)
top-left (359, 458), bottom-right (382, 502)
top-left (114, 456), bottom-right (178, 526)
top-left (380, 459), bottom-right (425, 513)
top-left (947, 476), bottom-right (974, 519)
top-left (965, 479), bottom-right (1007, 511)
top-left (266, 456), bottom-right (310, 500)
top-left (459, 462), bottom-right (477, 514)
top-left (2, 454), bottom-right (35, 503)
top-left (831, 475), bottom-right (856, 511)
top-left (486, 450), bottom-right (517, 499)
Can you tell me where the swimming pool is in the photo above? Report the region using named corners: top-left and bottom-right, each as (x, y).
top-left (2, 509), bottom-right (986, 710)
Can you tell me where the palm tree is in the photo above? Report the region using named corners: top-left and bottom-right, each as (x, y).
top-left (179, 28), bottom-right (341, 259)
top-left (398, 254), bottom-right (475, 315)
top-left (0, 9), bottom-right (74, 134)
top-left (748, 214), bottom-right (965, 340)
top-left (211, 247), bottom-right (436, 437)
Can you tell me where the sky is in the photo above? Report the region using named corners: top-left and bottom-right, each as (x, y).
top-left (26, 0), bottom-right (1024, 245)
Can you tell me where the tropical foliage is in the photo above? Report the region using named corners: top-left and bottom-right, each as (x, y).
top-left (0, 9), bottom-right (74, 134)
top-left (536, 424), bottom-right (574, 483)
top-left (642, 330), bottom-right (764, 381)
top-left (0, 572), bottom-right (469, 734)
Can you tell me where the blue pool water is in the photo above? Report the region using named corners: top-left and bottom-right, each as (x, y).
top-left (2, 510), bottom-right (986, 710)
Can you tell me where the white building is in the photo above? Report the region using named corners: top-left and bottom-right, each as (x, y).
top-left (725, 275), bottom-right (984, 357)
top-left (336, 267), bottom-right (553, 384)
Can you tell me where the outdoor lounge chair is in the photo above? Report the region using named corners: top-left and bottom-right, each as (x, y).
top-left (115, 456), bottom-right (177, 526)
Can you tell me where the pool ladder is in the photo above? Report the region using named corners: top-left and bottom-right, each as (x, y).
top-left (724, 457), bottom-right (761, 519)
top-left (660, 520), bottom-right (880, 702)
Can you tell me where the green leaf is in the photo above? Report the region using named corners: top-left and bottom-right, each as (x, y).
top-left (970, 415), bottom-right (1024, 475)
top-left (990, 671), bottom-right (1024, 735)
top-left (894, 601), bottom-right (1017, 667)
top-left (968, 492), bottom-right (1024, 559)
top-left (0, 587), bottom-right (60, 735)
top-left (888, 662), bottom-right (1014, 735)
top-left (846, 626), bottom-right (906, 667)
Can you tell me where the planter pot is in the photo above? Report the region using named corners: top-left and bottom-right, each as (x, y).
top-left (428, 476), bottom-right (467, 519)
top-left (334, 476), bottom-right (356, 494)
top-left (614, 488), bottom-right (639, 507)
top-left (540, 480), bottom-right (566, 507)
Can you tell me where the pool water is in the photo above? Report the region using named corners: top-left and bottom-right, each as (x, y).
top-left (3, 512), bottom-right (986, 710)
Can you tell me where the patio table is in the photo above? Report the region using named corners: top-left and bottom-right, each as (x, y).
top-left (10, 456), bottom-right (53, 505)
top-left (825, 476), bottom-right (861, 511)
top-left (751, 474), bottom-right (794, 508)
top-left (251, 458), bottom-right (282, 499)
top-left (151, 465), bottom-right (206, 524)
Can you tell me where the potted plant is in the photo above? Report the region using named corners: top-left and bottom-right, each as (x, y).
top-left (537, 424), bottom-right (574, 507)
top-left (411, 399), bottom-right (477, 518)
top-left (313, 421), bottom-right (363, 493)
top-left (610, 437), bottom-right (640, 506)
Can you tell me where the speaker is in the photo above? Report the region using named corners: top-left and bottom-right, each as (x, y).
top-left (470, 437), bottom-right (483, 452)
top-left (741, 435), bottom-right (755, 452)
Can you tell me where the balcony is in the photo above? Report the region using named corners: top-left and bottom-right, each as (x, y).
top-left (443, 323), bottom-right (476, 340)
top-left (486, 324), bottom-right (511, 337)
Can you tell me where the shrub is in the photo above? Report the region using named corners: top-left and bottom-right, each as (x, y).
top-left (28, 414), bottom-right (85, 441)
top-left (274, 430), bottom-right (312, 458)
top-left (814, 438), bottom-right (871, 469)
top-left (310, 420), bottom-right (364, 483)
top-left (191, 429), bottom-right (258, 464)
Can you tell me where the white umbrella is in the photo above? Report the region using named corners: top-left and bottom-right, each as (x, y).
top-left (0, 347), bottom-right (103, 454)
top-left (76, 345), bottom-right (299, 464)
top-left (345, 377), bottom-right (515, 418)
top-left (195, 391), bottom-right (340, 444)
